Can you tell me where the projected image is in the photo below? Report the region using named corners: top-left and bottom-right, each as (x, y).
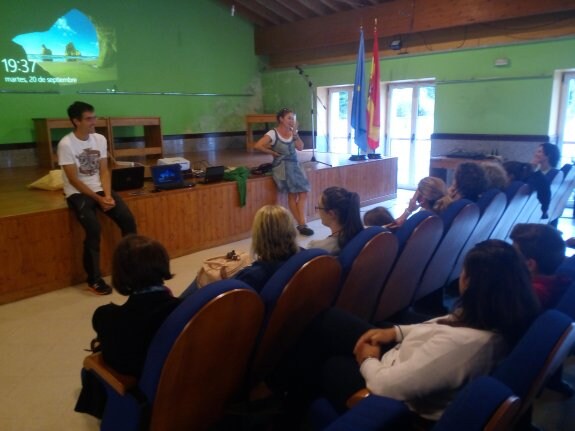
top-left (1, 8), bottom-right (116, 87)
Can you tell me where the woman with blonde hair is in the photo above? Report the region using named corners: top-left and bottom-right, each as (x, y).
top-left (393, 176), bottom-right (452, 227)
top-left (182, 205), bottom-right (300, 295)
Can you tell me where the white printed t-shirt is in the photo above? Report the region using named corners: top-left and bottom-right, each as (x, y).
top-left (57, 132), bottom-right (107, 198)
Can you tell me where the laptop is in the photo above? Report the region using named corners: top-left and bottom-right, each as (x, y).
top-left (203, 165), bottom-right (225, 184)
top-left (111, 166), bottom-right (145, 191)
top-left (150, 163), bottom-right (195, 190)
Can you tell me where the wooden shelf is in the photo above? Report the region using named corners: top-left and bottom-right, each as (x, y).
top-left (33, 116), bottom-right (164, 169)
top-left (33, 118), bottom-right (110, 169)
top-left (246, 114), bottom-right (276, 152)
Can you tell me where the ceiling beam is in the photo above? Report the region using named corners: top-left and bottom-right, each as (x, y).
top-left (252, 0), bottom-right (300, 23)
top-left (293, 0), bottom-right (332, 16)
top-left (317, 0), bottom-right (347, 13)
top-left (255, 0), bottom-right (575, 55)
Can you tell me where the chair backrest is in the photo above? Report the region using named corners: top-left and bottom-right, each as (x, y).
top-left (415, 200), bottom-right (479, 301)
top-left (547, 165), bottom-right (575, 221)
top-left (137, 280), bottom-right (264, 431)
top-left (512, 191), bottom-right (541, 227)
top-left (432, 376), bottom-right (520, 431)
top-left (492, 310), bottom-right (575, 422)
top-left (447, 190), bottom-right (507, 284)
top-left (372, 211), bottom-right (443, 322)
top-left (251, 251), bottom-right (341, 384)
top-left (337, 226), bottom-right (387, 280)
top-left (555, 281), bottom-right (575, 320)
top-left (527, 170), bottom-right (564, 223)
top-left (489, 182), bottom-right (530, 240)
top-left (336, 231), bottom-right (398, 320)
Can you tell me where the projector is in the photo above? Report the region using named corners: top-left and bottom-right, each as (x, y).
top-left (157, 157), bottom-right (190, 171)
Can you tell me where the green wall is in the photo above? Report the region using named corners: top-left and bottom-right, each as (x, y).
top-left (0, 0), bottom-right (263, 144)
top-left (262, 38), bottom-right (575, 135)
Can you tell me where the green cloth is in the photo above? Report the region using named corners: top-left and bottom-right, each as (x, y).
top-left (224, 166), bottom-right (250, 207)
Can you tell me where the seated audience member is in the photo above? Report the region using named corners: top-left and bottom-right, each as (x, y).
top-left (510, 223), bottom-right (570, 308)
top-left (448, 162), bottom-right (489, 202)
top-left (482, 162), bottom-right (509, 191)
top-left (532, 142), bottom-right (561, 181)
top-left (503, 161), bottom-right (551, 218)
top-left (75, 235), bottom-right (181, 418)
top-left (271, 240), bottom-right (539, 424)
top-left (308, 186), bottom-right (364, 255)
top-left (181, 205), bottom-right (300, 296)
top-left (394, 176), bottom-right (453, 227)
top-left (363, 206), bottom-right (394, 227)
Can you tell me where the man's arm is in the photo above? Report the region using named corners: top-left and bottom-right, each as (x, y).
top-left (62, 163), bottom-right (103, 202)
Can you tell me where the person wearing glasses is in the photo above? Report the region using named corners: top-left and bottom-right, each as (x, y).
top-left (58, 101), bottom-right (137, 295)
top-left (308, 187), bottom-right (364, 255)
top-left (254, 108), bottom-right (314, 236)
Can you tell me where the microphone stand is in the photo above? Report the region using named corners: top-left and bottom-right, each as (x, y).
top-left (295, 66), bottom-right (331, 167)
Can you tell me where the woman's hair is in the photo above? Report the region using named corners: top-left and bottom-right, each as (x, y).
top-left (363, 206), bottom-right (394, 226)
top-left (453, 240), bottom-right (540, 345)
top-left (322, 186), bottom-right (364, 248)
top-left (482, 162), bottom-right (509, 191)
top-left (503, 161), bottom-right (533, 182)
top-left (540, 143), bottom-right (561, 168)
top-left (251, 205), bottom-right (299, 262)
top-left (453, 162), bottom-right (489, 201)
top-left (276, 107), bottom-right (293, 123)
top-left (112, 235), bottom-right (173, 296)
top-left (417, 177), bottom-right (452, 213)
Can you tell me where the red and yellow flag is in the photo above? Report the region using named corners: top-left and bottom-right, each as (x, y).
top-left (366, 21), bottom-right (380, 151)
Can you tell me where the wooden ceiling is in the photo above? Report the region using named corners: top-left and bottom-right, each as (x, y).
top-left (217, 0), bottom-right (393, 27)
top-left (216, 0), bottom-right (575, 67)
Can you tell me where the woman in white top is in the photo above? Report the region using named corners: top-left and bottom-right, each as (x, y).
top-left (307, 187), bottom-right (364, 255)
top-left (271, 240), bottom-right (540, 423)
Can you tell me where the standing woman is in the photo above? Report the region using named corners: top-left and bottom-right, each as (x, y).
top-left (254, 108), bottom-right (314, 236)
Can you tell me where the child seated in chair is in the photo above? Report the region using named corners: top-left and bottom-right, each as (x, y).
top-left (510, 223), bottom-right (571, 309)
top-left (75, 235), bottom-right (181, 418)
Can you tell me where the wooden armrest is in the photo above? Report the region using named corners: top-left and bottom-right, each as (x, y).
top-left (346, 388), bottom-right (371, 409)
top-left (83, 352), bottom-right (138, 395)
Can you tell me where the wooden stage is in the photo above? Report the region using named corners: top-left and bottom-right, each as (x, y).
top-left (0, 149), bottom-right (397, 304)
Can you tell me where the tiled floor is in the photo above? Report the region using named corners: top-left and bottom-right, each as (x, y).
top-left (0, 191), bottom-right (574, 430)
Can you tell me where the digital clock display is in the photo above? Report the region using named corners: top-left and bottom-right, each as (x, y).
top-left (1, 58), bottom-right (37, 73)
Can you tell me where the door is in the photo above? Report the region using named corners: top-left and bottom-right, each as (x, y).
top-left (327, 86), bottom-right (353, 153)
top-left (386, 83), bottom-right (435, 188)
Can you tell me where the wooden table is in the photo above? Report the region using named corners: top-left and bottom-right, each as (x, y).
top-left (245, 114), bottom-right (276, 151)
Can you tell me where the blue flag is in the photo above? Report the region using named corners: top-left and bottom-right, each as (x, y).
top-left (351, 28), bottom-right (367, 152)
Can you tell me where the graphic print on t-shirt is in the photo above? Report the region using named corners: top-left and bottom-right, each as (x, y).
top-left (76, 148), bottom-right (100, 176)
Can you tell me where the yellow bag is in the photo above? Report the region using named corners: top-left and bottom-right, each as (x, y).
top-left (196, 250), bottom-right (252, 288)
top-left (28, 169), bottom-right (64, 191)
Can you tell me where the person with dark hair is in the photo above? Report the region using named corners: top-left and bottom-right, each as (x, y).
top-left (254, 108), bottom-right (313, 236)
top-left (448, 162), bottom-right (488, 202)
top-left (503, 161), bottom-right (551, 218)
top-left (363, 206), bottom-right (394, 227)
top-left (308, 187), bottom-right (364, 255)
top-left (271, 240), bottom-right (539, 424)
top-left (532, 143), bottom-right (561, 181)
top-left (58, 101), bottom-right (137, 295)
top-left (75, 235), bottom-right (181, 418)
top-left (510, 223), bottom-right (570, 308)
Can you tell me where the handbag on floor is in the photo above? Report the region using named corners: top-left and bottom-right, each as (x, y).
top-left (196, 250), bottom-right (252, 288)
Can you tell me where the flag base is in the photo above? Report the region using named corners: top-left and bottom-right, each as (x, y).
top-left (349, 155), bottom-right (367, 161)
top-left (367, 153), bottom-right (382, 159)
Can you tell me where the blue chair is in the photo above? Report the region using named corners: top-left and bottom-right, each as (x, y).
top-left (490, 182), bottom-right (530, 240)
top-left (492, 309), bottom-right (575, 429)
top-left (312, 376), bottom-right (519, 431)
top-left (414, 199), bottom-right (479, 305)
top-left (82, 280), bottom-right (265, 431)
top-left (547, 164), bottom-right (575, 222)
top-left (372, 211), bottom-right (443, 323)
top-left (336, 227), bottom-right (398, 321)
top-left (249, 249), bottom-right (341, 385)
top-left (447, 189), bottom-right (507, 284)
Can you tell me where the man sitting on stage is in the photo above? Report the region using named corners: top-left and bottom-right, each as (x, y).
top-left (58, 101), bottom-right (137, 295)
